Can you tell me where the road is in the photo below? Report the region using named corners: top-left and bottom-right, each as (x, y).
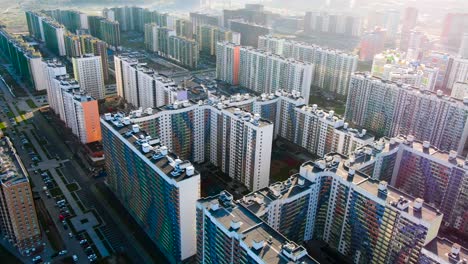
top-left (0, 76), bottom-right (160, 263)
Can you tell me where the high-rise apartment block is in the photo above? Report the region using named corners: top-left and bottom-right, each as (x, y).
top-left (41, 17), bottom-right (67, 56)
top-left (168, 36), bottom-right (199, 69)
top-left (217, 42), bottom-right (313, 102)
top-left (42, 59), bottom-right (67, 105)
top-left (196, 191), bottom-right (318, 264)
top-left (451, 82), bottom-right (468, 100)
top-left (99, 19), bottom-right (120, 50)
top-left (0, 27), bottom-right (44, 91)
top-left (127, 98), bottom-right (274, 192)
top-left (239, 149), bottom-right (443, 263)
top-left (361, 136), bottom-right (468, 234)
top-left (359, 28), bottom-right (386, 61)
top-left (229, 20), bottom-right (270, 47)
top-left (72, 54), bottom-right (106, 100)
top-left (144, 26), bottom-right (198, 68)
top-left (257, 36), bottom-right (358, 96)
top-left (304, 12), bottom-right (362, 37)
top-left (421, 51), bottom-right (454, 91)
top-left (440, 13), bottom-right (468, 51)
top-left (114, 55), bottom-right (178, 109)
top-left (44, 9), bottom-right (88, 33)
top-left (175, 19), bottom-right (193, 39)
top-left (196, 25), bottom-right (240, 56)
top-left (189, 12), bottom-right (220, 31)
top-left (25, 11), bottom-right (46, 41)
top-left (447, 58), bottom-right (468, 91)
top-left (101, 114), bottom-right (200, 263)
top-left (0, 137), bottom-right (42, 255)
top-left (104, 7), bottom-right (169, 33)
top-left (371, 50), bottom-right (439, 91)
top-left (63, 91), bottom-right (102, 144)
top-left (64, 33), bottom-right (83, 58)
top-left (345, 73), bottom-right (468, 155)
top-left (459, 34), bottom-right (468, 59)
top-left (79, 35), bottom-right (109, 84)
top-left (144, 23), bottom-right (159, 52)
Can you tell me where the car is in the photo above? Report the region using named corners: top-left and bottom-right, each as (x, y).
top-left (84, 247), bottom-right (93, 254)
top-left (32, 256), bottom-right (41, 262)
top-left (88, 254), bottom-right (96, 260)
top-left (79, 239), bottom-right (88, 245)
top-left (68, 232), bottom-right (73, 238)
top-left (72, 255), bottom-right (78, 262)
top-left (58, 250), bottom-right (67, 255)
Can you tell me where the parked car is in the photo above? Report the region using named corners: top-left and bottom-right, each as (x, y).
top-left (58, 250), bottom-right (67, 255)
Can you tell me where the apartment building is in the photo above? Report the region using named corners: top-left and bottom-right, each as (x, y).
top-left (72, 54), bottom-right (106, 100)
top-left (101, 114), bottom-right (200, 263)
top-left (345, 73), bottom-right (468, 155)
top-left (257, 36), bottom-right (358, 96)
top-left (0, 137), bottom-right (41, 255)
top-left (197, 191), bottom-right (318, 263)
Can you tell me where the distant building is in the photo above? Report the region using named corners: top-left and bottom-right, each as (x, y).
top-left (196, 25), bottom-right (240, 56)
top-left (459, 33), bottom-right (468, 59)
top-left (197, 191), bottom-right (318, 263)
top-left (0, 137), bottom-right (42, 255)
top-left (359, 28), bottom-right (386, 61)
top-left (222, 4), bottom-right (271, 27)
top-left (447, 58), bottom-right (468, 90)
top-left (422, 51), bottom-right (454, 91)
top-left (304, 11), bottom-right (362, 37)
top-left (41, 17), bottom-right (67, 56)
top-left (371, 50), bottom-right (439, 91)
top-left (189, 12), bottom-right (220, 31)
top-left (43, 59), bottom-right (67, 111)
top-left (101, 114), bottom-right (200, 263)
top-left (345, 73), bottom-right (468, 155)
top-left (257, 36), bottom-right (358, 96)
top-left (144, 23), bottom-right (159, 52)
top-left (440, 13), bottom-right (468, 51)
top-left (72, 54), bottom-right (106, 100)
top-left (451, 82), bottom-right (468, 100)
top-left (175, 19), bottom-right (193, 39)
top-left (229, 20), bottom-right (270, 47)
top-left (0, 27), bottom-right (44, 91)
top-left (44, 9), bottom-right (88, 33)
top-left (168, 36), bottom-right (199, 69)
top-left (64, 33), bottom-right (83, 58)
top-left (400, 7), bottom-right (418, 51)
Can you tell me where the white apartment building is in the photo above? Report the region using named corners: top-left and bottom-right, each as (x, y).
top-left (257, 36), bottom-right (358, 96)
top-left (72, 54), bottom-right (105, 100)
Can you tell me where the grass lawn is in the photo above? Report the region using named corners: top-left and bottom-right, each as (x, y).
top-left (0, 245), bottom-right (22, 264)
top-left (26, 99), bottom-right (37, 109)
top-left (66, 182), bottom-right (79, 192)
top-left (0, 122), bottom-right (6, 129)
top-left (49, 187), bottom-right (63, 197)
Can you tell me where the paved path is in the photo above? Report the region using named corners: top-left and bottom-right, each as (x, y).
top-left (25, 129), bottom-right (110, 258)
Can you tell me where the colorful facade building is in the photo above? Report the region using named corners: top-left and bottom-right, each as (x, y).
top-left (345, 73), bottom-right (468, 155)
top-left (101, 114), bottom-right (200, 263)
top-left (196, 191), bottom-right (318, 264)
top-left (196, 25), bottom-right (240, 56)
top-left (240, 150), bottom-right (443, 263)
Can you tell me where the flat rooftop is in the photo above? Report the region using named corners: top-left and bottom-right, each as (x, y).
top-left (199, 193), bottom-right (318, 264)
top-left (241, 174), bottom-right (313, 217)
top-left (311, 153), bottom-right (442, 223)
top-left (102, 113), bottom-right (198, 183)
top-left (423, 237), bottom-right (468, 264)
top-left (0, 137), bottom-right (29, 186)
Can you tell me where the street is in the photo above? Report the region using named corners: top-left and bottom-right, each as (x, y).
top-left (0, 76), bottom-right (160, 263)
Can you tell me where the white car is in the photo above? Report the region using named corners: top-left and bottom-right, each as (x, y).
top-left (32, 256), bottom-right (41, 261)
top-left (72, 255), bottom-right (78, 262)
top-left (58, 250), bottom-right (68, 255)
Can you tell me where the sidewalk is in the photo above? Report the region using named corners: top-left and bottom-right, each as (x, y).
top-left (25, 128), bottom-right (110, 258)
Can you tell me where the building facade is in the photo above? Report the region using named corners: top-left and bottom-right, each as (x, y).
top-left (72, 55), bottom-right (106, 100)
top-left (101, 115), bottom-right (200, 263)
top-left (0, 137), bottom-right (42, 255)
top-left (345, 73), bottom-right (468, 155)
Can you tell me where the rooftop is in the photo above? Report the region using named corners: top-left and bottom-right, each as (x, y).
top-left (241, 174), bottom-right (313, 217)
top-left (309, 152), bottom-right (442, 223)
top-left (198, 192), bottom-right (318, 264)
top-left (353, 72), bottom-right (468, 107)
top-left (0, 137), bottom-right (29, 186)
top-left (423, 237), bottom-right (468, 264)
top-left (101, 113), bottom-right (198, 183)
